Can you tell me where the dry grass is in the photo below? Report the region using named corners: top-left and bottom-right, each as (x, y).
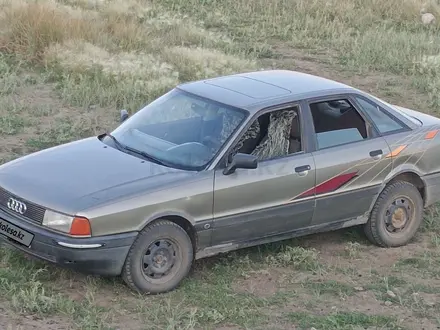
top-left (0, 0), bottom-right (250, 111)
top-left (0, 0), bottom-right (100, 62)
top-left (45, 40), bottom-right (179, 87)
top-left (163, 46), bottom-right (258, 81)
top-left (3, 0), bottom-right (439, 109)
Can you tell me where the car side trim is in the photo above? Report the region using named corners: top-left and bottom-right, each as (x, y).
top-left (195, 214), bottom-right (368, 259)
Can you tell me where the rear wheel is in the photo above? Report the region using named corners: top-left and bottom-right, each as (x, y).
top-left (364, 180), bottom-right (423, 247)
top-left (122, 219), bottom-right (193, 294)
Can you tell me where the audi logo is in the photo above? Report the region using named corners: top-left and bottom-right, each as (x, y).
top-left (7, 198), bottom-right (27, 215)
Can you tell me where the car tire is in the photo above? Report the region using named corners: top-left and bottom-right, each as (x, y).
top-left (364, 180), bottom-right (423, 247)
top-left (122, 219), bottom-right (193, 294)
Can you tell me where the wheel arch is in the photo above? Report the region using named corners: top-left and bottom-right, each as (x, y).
top-left (141, 212), bottom-right (199, 253)
top-left (383, 170), bottom-right (427, 205)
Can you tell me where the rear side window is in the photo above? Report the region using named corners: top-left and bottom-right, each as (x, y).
top-left (355, 97), bottom-right (404, 134)
top-left (309, 98), bottom-right (369, 149)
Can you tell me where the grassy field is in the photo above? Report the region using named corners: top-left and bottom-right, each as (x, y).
top-left (1, 0), bottom-right (440, 329)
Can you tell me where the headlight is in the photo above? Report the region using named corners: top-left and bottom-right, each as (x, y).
top-left (42, 210), bottom-right (73, 233)
top-left (42, 210), bottom-right (91, 236)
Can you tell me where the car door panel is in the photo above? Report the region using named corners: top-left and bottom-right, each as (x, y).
top-left (211, 154), bottom-right (316, 245)
top-left (311, 138), bottom-right (392, 225)
top-left (305, 95), bottom-right (394, 226)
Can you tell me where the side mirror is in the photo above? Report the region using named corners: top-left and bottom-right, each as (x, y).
top-left (120, 109), bottom-right (129, 123)
top-left (223, 153), bottom-right (258, 175)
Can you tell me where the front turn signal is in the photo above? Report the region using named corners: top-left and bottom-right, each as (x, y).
top-left (69, 217), bottom-right (91, 236)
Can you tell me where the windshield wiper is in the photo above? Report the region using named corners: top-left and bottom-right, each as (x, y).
top-left (103, 133), bottom-right (169, 167)
top-left (123, 145), bottom-right (170, 167)
top-left (103, 133), bottom-right (125, 151)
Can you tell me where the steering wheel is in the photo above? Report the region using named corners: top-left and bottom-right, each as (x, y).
top-left (166, 142), bottom-right (213, 165)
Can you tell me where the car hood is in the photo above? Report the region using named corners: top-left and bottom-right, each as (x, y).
top-left (0, 137), bottom-right (195, 214)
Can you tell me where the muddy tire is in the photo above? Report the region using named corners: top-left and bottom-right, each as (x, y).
top-left (364, 180), bottom-right (423, 247)
top-left (122, 219), bottom-right (193, 294)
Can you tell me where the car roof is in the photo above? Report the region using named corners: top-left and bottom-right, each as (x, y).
top-left (177, 70), bottom-right (354, 111)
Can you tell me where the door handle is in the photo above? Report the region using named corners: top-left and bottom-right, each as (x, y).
top-left (369, 149), bottom-right (383, 160)
top-left (295, 165), bottom-right (311, 176)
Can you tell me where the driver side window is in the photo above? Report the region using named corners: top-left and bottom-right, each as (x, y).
top-left (232, 106), bottom-right (301, 161)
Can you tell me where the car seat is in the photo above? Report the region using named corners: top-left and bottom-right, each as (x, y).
top-left (251, 109), bottom-right (297, 160)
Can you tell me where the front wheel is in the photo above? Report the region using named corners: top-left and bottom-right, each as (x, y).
top-left (122, 220), bottom-right (193, 294)
top-left (364, 180), bottom-right (424, 247)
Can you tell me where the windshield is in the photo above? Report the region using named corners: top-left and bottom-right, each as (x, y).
top-left (110, 89), bottom-right (247, 170)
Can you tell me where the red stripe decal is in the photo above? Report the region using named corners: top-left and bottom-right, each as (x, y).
top-left (294, 171), bottom-right (358, 200)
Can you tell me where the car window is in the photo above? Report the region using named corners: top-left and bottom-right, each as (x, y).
top-left (310, 99), bottom-right (368, 149)
top-left (110, 89), bottom-right (247, 170)
top-left (354, 97), bottom-right (405, 134)
top-left (231, 106), bottom-right (301, 161)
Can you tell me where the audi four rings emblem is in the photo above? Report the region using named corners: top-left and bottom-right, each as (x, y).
top-left (7, 198), bottom-right (27, 215)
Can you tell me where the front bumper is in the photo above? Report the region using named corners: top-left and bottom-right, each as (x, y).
top-left (0, 208), bottom-right (137, 276)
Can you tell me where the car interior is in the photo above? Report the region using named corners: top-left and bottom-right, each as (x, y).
top-left (231, 98), bottom-right (374, 160)
top-left (123, 96), bottom-right (376, 168)
top-left (310, 99), bottom-right (372, 149)
top-left (310, 100), bottom-right (367, 138)
top-left (231, 107), bottom-right (301, 161)
top-left (124, 102), bottom-right (245, 167)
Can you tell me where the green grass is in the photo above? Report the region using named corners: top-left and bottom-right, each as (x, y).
top-left (50, 64), bottom-right (176, 112)
top-left (0, 99), bottom-right (35, 135)
top-left (396, 251), bottom-right (440, 272)
top-left (0, 56), bottom-right (22, 96)
top-left (303, 280), bottom-right (355, 297)
top-left (410, 283), bottom-right (440, 294)
top-left (0, 243), bottom-right (317, 329)
top-left (264, 245), bottom-right (324, 273)
top-left (25, 117), bottom-right (99, 151)
top-left (287, 311), bottom-right (402, 330)
top-left (422, 205), bottom-right (440, 233)
top-left (367, 275), bottom-right (408, 291)
top-left (0, 115), bottom-right (29, 135)
top-left (0, 246), bottom-right (111, 329)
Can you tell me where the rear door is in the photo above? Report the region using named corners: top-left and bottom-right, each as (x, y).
top-left (305, 94), bottom-right (393, 226)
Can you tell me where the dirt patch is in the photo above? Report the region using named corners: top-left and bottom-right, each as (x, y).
top-left (416, 292), bottom-right (440, 307)
top-left (105, 311), bottom-right (146, 330)
top-left (209, 326), bottom-right (243, 330)
top-left (329, 291), bottom-right (438, 330)
top-left (232, 268), bottom-right (283, 297)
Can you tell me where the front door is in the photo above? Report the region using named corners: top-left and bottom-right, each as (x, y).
top-left (211, 154), bottom-right (316, 245)
top-left (306, 95), bottom-right (393, 225)
top-left (211, 105), bottom-right (317, 246)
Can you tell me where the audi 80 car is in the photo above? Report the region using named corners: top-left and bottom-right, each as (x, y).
top-left (1, 70), bottom-right (440, 294)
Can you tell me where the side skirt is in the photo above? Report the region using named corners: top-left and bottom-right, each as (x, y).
top-left (195, 213), bottom-right (369, 260)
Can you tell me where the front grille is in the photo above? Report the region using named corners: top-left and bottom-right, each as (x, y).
top-left (0, 187), bottom-right (45, 224)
